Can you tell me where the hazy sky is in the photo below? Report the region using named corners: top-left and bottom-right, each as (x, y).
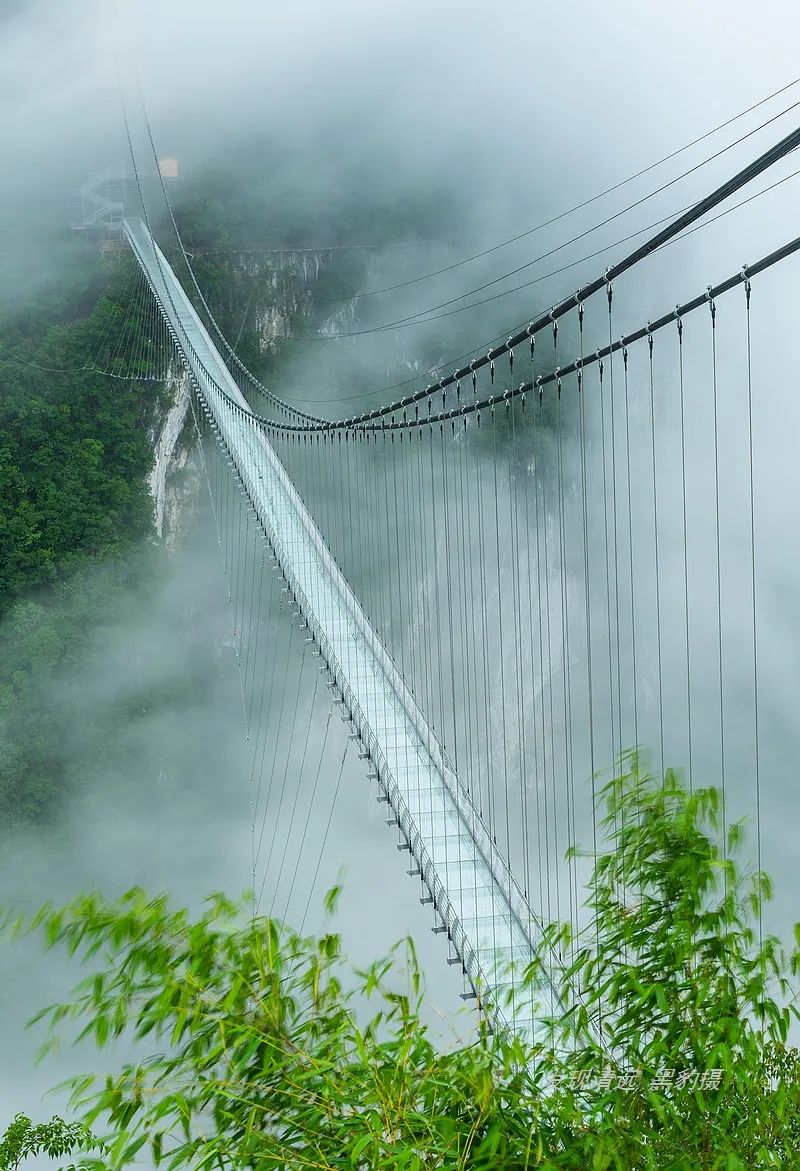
top-left (3, 0), bottom-right (799, 253)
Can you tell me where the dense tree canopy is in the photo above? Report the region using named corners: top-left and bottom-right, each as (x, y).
top-left (0, 256), bottom-right (162, 606)
top-left (0, 249), bottom-right (169, 827)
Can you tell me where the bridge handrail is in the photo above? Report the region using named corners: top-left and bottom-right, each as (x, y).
top-left (126, 214), bottom-right (593, 1046)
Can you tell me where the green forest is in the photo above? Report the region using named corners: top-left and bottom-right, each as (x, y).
top-left (0, 246), bottom-right (165, 825)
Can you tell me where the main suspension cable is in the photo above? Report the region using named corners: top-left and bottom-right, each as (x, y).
top-left (316, 75), bottom-right (800, 306)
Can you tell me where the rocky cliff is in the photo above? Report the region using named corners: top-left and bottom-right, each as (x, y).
top-left (148, 246), bottom-right (363, 551)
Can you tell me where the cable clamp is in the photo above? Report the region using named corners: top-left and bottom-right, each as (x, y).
top-left (604, 269), bottom-right (614, 305)
top-left (705, 284), bottom-right (717, 322)
top-left (741, 264), bottom-right (752, 298)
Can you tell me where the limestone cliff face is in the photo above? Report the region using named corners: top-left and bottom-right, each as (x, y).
top-left (147, 364), bottom-right (192, 550)
top-left (146, 237), bottom-right (453, 549)
top-left (233, 248), bottom-right (360, 350)
top-left (148, 247), bottom-right (358, 552)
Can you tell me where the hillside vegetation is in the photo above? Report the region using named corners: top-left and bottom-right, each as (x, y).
top-left (0, 163), bottom-right (456, 828)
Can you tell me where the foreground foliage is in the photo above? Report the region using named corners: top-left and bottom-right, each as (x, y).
top-left (5, 760), bottom-right (799, 1168)
top-left (0, 1114), bottom-right (102, 1171)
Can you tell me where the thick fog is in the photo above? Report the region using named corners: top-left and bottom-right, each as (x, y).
top-left (3, 0), bottom-right (800, 1129)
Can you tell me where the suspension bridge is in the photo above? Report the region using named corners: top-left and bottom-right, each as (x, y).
top-left (69, 83), bottom-right (800, 1047)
